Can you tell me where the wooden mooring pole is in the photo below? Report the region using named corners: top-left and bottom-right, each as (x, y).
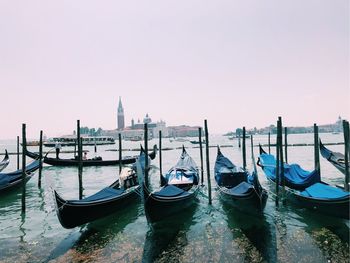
top-left (314, 124), bottom-right (320, 176)
top-left (38, 130), bottom-right (43, 188)
top-left (275, 119), bottom-right (280, 206)
top-left (268, 132), bottom-right (271, 154)
top-left (77, 120), bottom-right (83, 199)
top-left (238, 132), bottom-right (241, 148)
top-left (17, 136), bottom-right (20, 170)
top-left (204, 120), bottom-right (212, 205)
top-left (21, 124), bottom-right (26, 214)
top-left (242, 127), bottom-right (246, 170)
top-left (159, 130), bottom-right (163, 183)
top-left (279, 117), bottom-right (285, 204)
top-left (198, 127), bottom-right (204, 186)
top-left (119, 133), bottom-right (122, 174)
top-left (144, 123), bottom-right (149, 186)
top-left (343, 120), bottom-right (349, 191)
top-left (284, 127), bottom-right (288, 164)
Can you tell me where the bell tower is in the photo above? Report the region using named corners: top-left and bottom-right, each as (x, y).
top-left (117, 97), bottom-right (125, 130)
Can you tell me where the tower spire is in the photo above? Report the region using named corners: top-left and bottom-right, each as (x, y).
top-left (117, 97), bottom-right (125, 130)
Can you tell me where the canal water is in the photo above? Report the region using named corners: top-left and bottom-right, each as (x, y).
top-left (0, 133), bottom-right (348, 263)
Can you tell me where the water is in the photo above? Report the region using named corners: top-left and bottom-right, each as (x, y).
top-left (0, 133), bottom-right (348, 263)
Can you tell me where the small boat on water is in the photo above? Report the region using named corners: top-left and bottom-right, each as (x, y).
top-left (319, 140), bottom-right (347, 176)
top-left (258, 145), bottom-right (350, 219)
top-left (53, 148), bottom-right (149, 228)
top-left (214, 147), bottom-right (267, 214)
top-left (189, 140), bottom-right (205, 145)
top-left (0, 159), bottom-right (41, 194)
top-left (44, 136), bottom-right (115, 147)
top-left (142, 146), bottom-right (200, 222)
top-left (26, 145), bottom-right (157, 167)
top-left (0, 150), bottom-right (10, 172)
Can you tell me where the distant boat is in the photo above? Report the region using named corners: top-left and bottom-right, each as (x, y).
top-left (26, 145), bottom-right (157, 167)
top-left (319, 140), bottom-right (347, 176)
top-left (189, 140), bottom-right (205, 145)
top-left (44, 136), bottom-right (115, 147)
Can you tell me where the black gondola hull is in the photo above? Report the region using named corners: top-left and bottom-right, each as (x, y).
top-left (54, 188), bottom-right (140, 228)
top-left (143, 185), bottom-right (198, 222)
top-left (217, 187), bottom-right (268, 215)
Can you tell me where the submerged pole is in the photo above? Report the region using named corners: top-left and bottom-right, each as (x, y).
top-left (268, 132), bottom-right (271, 154)
top-left (343, 120), bottom-right (349, 191)
top-left (204, 120), bottom-right (212, 205)
top-left (38, 130), bottom-right (43, 188)
top-left (159, 130), bottom-right (163, 182)
top-left (17, 136), bottom-right (20, 170)
top-left (21, 124), bottom-right (27, 214)
top-left (198, 127), bottom-right (204, 185)
top-left (275, 119), bottom-right (280, 206)
top-left (118, 133), bottom-right (122, 174)
top-left (314, 124), bottom-right (320, 176)
top-left (144, 123), bottom-right (149, 186)
top-left (284, 127), bottom-right (288, 164)
top-left (242, 127), bottom-right (246, 170)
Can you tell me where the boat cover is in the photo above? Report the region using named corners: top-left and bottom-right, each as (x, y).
top-left (153, 185), bottom-right (189, 198)
top-left (72, 187), bottom-right (125, 203)
top-left (164, 148), bottom-right (199, 185)
top-left (0, 160), bottom-right (40, 186)
top-left (259, 153), bottom-right (320, 189)
top-left (227, 181), bottom-right (254, 196)
top-left (300, 183), bottom-right (350, 199)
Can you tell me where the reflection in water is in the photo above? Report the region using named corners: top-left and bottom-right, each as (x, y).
top-left (142, 204), bottom-right (197, 263)
top-left (47, 202), bottom-right (140, 262)
top-left (222, 202), bottom-right (277, 263)
top-left (291, 206), bottom-right (350, 262)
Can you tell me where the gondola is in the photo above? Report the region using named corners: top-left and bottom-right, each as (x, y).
top-left (0, 150), bottom-right (10, 172)
top-left (142, 146), bottom-right (199, 222)
top-left (189, 140), bottom-right (205, 145)
top-left (319, 140), bottom-right (347, 175)
top-left (53, 148), bottom-right (149, 229)
top-left (214, 147), bottom-right (267, 214)
top-left (258, 145), bottom-right (321, 190)
top-left (26, 145), bottom-right (157, 167)
top-left (0, 159), bottom-right (41, 193)
top-left (258, 145), bottom-right (350, 219)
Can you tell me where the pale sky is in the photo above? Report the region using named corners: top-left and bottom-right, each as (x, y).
top-left (0, 0), bottom-right (349, 139)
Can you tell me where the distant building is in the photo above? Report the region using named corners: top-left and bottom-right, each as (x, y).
top-left (117, 97), bottom-right (125, 130)
top-left (168, 125), bottom-right (200, 137)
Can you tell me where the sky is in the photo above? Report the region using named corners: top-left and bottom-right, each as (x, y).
top-left (0, 0), bottom-right (349, 139)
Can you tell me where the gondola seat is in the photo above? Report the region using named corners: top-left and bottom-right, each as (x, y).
top-left (153, 185), bottom-right (190, 198)
top-left (228, 181), bottom-right (254, 196)
top-left (77, 187), bottom-right (125, 203)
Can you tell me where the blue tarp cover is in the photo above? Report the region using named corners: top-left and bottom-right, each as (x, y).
top-left (228, 182), bottom-right (254, 196)
top-left (153, 185), bottom-right (189, 198)
top-left (259, 153), bottom-right (320, 189)
top-left (300, 183), bottom-right (350, 199)
top-left (77, 187), bottom-right (124, 202)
